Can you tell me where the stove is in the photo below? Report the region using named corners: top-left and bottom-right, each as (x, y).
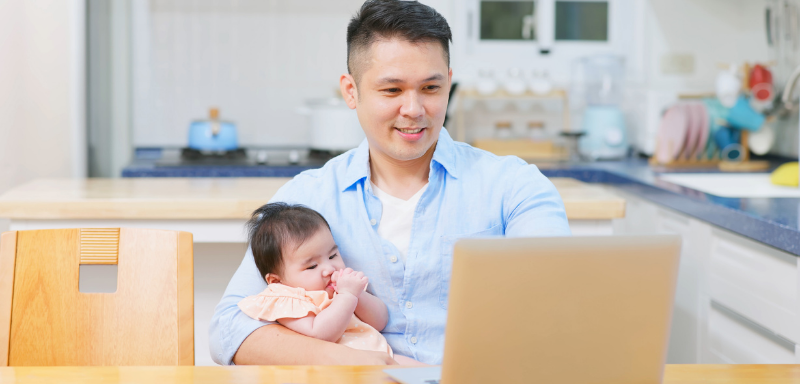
top-left (141, 147), bottom-right (338, 168)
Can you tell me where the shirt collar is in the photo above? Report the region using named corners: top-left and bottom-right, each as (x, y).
top-left (341, 127), bottom-right (460, 192)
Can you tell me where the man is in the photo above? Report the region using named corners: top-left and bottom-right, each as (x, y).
top-left (209, 0), bottom-right (570, 366)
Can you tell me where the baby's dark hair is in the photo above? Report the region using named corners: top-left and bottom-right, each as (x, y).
top-left (246, 203), bottom-right (331, 280)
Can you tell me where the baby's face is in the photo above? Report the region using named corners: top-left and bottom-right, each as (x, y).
top-left (273, 227), bottom-right (345, 298)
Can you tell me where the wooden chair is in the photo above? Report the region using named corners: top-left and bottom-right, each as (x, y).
top-left (0, 228), bottom-right (193, 366)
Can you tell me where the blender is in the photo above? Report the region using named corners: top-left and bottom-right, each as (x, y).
top-left (575, 55), bottom-right (628, 160)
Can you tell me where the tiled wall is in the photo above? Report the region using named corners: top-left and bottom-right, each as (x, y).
top-left (132, 0), bottom-right (365, 147)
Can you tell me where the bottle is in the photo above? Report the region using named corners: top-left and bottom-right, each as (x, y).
top-left (494, 121), bottom-right (514, 139)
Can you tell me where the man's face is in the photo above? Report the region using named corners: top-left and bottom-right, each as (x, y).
top-left (342, 38), bottom-right (452, 162)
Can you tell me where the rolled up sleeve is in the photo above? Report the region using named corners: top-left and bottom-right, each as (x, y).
top-left (208, 246), bottom-right (272, 365)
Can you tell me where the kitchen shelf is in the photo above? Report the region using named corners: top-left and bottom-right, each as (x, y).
top-left (453, 87), bottom-right (571, 144)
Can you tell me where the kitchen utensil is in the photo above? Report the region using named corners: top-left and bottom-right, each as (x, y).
top-left (297, 98), bottom-right (365, 153)
top-left (477, 69), bottom-right (499, 95)
top-left (529, 70), bottom-right (553, 95)
top-left (749, 121), bottom-right (775, 155)
top-left (721, 143), bottom-right (744, 162)
top-left (503, 68), bottom-right (527, 95)
top-left (716, 68), bottom-right (741, 108)
top-left (494, 121), bottom-right (514, 139)
top-left (188, 108), bottom-right (238, 151)
top-left (727, 95), bottom-right (766, 131)
top-left (579, 105), bottom-right (627, 160)
top-left (714, 127), bottom-right (741, 152)
top-left (749, 64), bottom-right (774, 102)
top-left (781, 64), bottom-right (800, 110)
top-left (655, 104), bottom-right (688, 164)
top-left (702, 98), bottom-right (729, 158)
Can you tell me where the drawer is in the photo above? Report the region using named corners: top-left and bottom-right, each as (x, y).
top-left (708, 301), bottom-right (797, 363)
top-left (707, 228), bottom-right (798, 343)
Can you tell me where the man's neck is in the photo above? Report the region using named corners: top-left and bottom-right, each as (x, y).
top-left (369, 143), bottom-right (436, 201)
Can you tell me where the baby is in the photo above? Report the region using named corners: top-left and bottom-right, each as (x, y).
top-left (238, 202), bottom-right (417, 364)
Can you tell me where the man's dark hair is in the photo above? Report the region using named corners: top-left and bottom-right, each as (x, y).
top-left (347, 0), bottom-right (452, 82)
top-left (246, 202), bottom-right (331, 280)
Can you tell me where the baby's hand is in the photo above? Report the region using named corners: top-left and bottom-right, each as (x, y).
top-left (334, 268), bottom-right (368, 297)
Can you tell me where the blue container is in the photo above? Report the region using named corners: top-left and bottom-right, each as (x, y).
top-left (727, 95), bottom-right (765, 131)
top-left (188, 120), bottom-right (238, 151)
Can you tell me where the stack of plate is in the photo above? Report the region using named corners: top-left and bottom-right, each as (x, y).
top-left (655, 99), bottom-right (727, 164)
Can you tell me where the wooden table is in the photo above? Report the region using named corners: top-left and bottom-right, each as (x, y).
top-left (0, 177), bottom-right (625, 241)
top-left (0, 365), bottom-right (799, 383)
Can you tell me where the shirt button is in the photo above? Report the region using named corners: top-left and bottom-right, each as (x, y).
top-left (406, 301), bottom-right (413, 309)
top-left (410, 336), bottom-right (417, 344)
top-left (370, 219), bottom-right (377, 226)
top-left (390, 256), bottom-right (398, 263)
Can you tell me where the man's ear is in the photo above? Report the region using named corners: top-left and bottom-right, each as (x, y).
top-left (265, 273), bottom-right (281, 285)
top-left (340, 73), bottom-right (358, 109)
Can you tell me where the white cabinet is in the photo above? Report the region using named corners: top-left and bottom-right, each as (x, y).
top-left (611, 188), bottom-right (800, 364)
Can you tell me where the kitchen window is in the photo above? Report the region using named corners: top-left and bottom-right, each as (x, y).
top-left (480, 1), bottom-right (536, 40)
top-left (555, 1), bottom-right (608, 41)
top-left (478, 0), bottom-right (609, 43)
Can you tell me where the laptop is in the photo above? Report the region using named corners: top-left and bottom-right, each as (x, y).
top-left (385, 235), bottom-right (681, 384)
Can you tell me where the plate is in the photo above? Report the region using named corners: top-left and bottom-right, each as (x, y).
top-left (656, 104), bottom-right (689, 164)
top-left (692, 102), bottom-right (709, 159)
top-left (682, 103), bottom-right (700, 159)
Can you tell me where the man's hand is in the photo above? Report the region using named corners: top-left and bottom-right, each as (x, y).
top-left (333, 268), bottom-right (368, 297)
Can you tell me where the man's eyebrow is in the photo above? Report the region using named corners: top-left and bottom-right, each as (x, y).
top-left (376, 77), bottom-right (404, 85)
top-left (375, 74), bottom-right (444, 86)
top-left (423, 74), bottom-right (445, 82)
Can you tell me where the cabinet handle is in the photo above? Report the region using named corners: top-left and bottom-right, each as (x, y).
top-left (711, 300), bottom-right (796, 352)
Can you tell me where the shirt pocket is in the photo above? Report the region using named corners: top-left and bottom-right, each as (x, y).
top-left (439, 223), bottom-right (504, 309)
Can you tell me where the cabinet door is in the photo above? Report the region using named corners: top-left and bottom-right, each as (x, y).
top-left (707, 300), bottom-right (798, 364)
top-left (610, 189), bottom-right (705, 363)
top-left (707, 227), bottom-right (798, 343)
top-left (655, 207), bottom-right (710, 364)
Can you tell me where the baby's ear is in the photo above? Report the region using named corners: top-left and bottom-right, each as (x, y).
top-left (265, 273), bottom-right (281, 285)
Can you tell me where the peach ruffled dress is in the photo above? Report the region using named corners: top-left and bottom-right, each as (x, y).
top-left (237, 283), bottom-right (393, 356)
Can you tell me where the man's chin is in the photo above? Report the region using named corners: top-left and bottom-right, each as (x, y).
top-left (388, 140), bottom-right (436, 162)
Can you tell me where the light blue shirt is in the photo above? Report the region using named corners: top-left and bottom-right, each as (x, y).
top-left (209, 128), bottom-right (571, 365)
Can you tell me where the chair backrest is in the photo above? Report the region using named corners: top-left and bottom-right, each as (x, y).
top-left (0, 228), bottom-right (193, 366)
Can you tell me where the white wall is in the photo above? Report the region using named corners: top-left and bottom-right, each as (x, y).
top-left (0, 0), bottom-right (86, 194)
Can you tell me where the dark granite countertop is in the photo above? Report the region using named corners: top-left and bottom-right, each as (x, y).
top-left (122, 158), bottom-right (800, 256)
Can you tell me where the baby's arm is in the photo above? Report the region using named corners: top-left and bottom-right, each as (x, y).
top-left (276, 293), bottom-right (358, 342)
top-left (276, 269), bottom-right (368, 343)
top-left (354, 291), bottom-right (388, 331)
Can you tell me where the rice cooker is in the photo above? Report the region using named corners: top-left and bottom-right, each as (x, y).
top-left (297, 98), bottom-right (365, 153)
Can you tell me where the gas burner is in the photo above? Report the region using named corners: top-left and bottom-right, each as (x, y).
top-left (181, 148), bottom-right (246, 160)
top-left (308, 149), bottom-right (342, 161)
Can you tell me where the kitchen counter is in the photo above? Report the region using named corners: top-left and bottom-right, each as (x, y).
top-left (540, 159), bottom-right (800, 257)
top-left (0, 177), bottom-right (623, 220)
top-left (0, 177), bottom-right (624, 242)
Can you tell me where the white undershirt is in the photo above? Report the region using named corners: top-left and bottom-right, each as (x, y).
top-left (370, 181), bottom-right (428, 264)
